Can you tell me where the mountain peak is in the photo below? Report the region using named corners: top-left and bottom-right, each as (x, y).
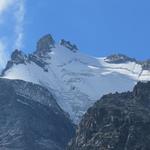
top-left (105, 54), bottom-right (137, 64)
top-left (1, 49), bottom-right (27, 76)
top-left (11, 49), bottom-right (27, 64)
top-left (35, 34), bottom-right (55, 56)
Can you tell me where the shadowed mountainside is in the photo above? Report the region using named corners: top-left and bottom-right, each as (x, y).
top-left (68, 81), bottom-right (150, 150)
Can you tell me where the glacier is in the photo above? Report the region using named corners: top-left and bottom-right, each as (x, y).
top-left (1, 34), bottom-right (150, 123)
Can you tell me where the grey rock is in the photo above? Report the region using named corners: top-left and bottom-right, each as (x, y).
top-left (68, 82), bottom-right (150, 150)
top-left (1, 50), bottom-right (27, 76)
top-left (60, 39), bottom-right (78, 52)
top-left (35, 34), bottom-right (55, 57)
top-left (105, 54), bottom-right (150, 71)
top-left (0, 78), bottom-right (75, 150)
top-left (141, 60), bottom-right (150, 70)
top-left (105, 54), bottom-right (137, 64)
top-left (11, 49), bottom-right (27, 64)
top-left (28, 54), bottom-right (49, 72)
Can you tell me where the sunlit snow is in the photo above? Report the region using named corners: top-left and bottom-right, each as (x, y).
top-left (2, 44), bottom-right (150, 123)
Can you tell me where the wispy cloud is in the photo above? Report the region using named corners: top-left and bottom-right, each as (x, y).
top-left (0, 0), bottom-right (25, 69)
top-left (0, 39), bottom-right (8, 68)
top-left (0, 0), bottom-right (14, 14)
top-left (0, 0), bottom-right (14, 69)
top-left (13, 0), bottom-right (25, 49)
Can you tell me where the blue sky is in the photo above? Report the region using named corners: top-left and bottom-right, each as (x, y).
top-left (0, 0), bottom-right (150, 67)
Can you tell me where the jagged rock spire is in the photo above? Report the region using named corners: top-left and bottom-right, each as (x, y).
top-left (11, 49), bottom-right (27, 64)
top-left (1, 49), bottom-right (27, 76)
top-left (35, 34), bottom-right (55, 56)
top-left (60, 39), bottom-right (78, 52)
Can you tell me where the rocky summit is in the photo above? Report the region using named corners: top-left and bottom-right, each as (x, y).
top-left (35, 34), bottom-right (55, 57)
top-left (105, 54), bottom-right (137, 64)
top-left (68, 81), bottom-right (150, 150)
top-left (2, 34), bottom-right (150, 123)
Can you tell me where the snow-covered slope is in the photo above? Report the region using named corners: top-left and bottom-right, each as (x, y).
top-left (1, 34), bottom-right (150, 122)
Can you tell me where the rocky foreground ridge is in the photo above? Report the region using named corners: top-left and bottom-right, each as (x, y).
top-left (0, 78), bottom-right (75, 150)
top-left (68, 81), bottom-right (150, 150)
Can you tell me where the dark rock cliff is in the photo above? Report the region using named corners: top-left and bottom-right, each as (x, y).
top-left (68, 82), bottom-right (150, 150)
top-left (0, 78), bottom-right (75, 150)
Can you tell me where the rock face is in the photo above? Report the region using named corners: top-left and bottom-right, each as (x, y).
top-left (105, 54), bottom-right (137, 64)
top-left (106, 54), bottom-right (150, 71)
top-left (68, 82), bottom-right (150, 150)
top-left (142, 60), bottom-right (150, 70)
top-left (11, 49), bottom-right (27, 64)
top-left (35, 34), bottom-right (55, 57)
top-left (60, 39), bottom-right (78, 52)
top-left (1, 50), bottom-right (27, 76)
top-left (0, 78), bottom-right (75, 150)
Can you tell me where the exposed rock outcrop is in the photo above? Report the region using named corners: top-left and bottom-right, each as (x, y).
top-left (60, 39), bottom-right (78, 52)
top-left (35, 34), bottom-right (55, 57)
top-left (68, 82), bottom-right (150, 150)
top-left (0, 78), bottom-right (75, 150)
top-left (142, 60), bottom-right (150, 70)
top-left (105, 54), bottom-right (137, 64)
top-left (1, 50), bottom-right (27, 76)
